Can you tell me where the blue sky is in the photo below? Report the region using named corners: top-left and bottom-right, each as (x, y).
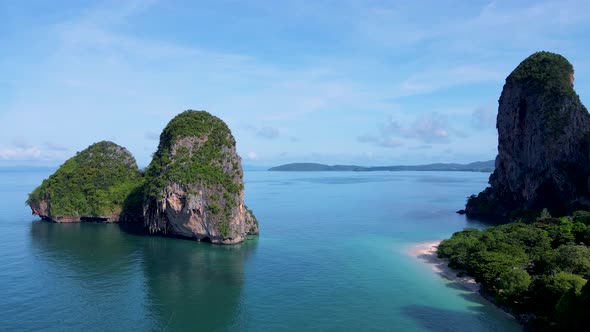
top-left (1, 0), bottom-right (589, 167)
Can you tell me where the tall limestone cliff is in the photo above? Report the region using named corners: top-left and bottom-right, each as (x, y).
top-left (26, 141), bottom-right (144, 222)
top-left (143, 110), bottom-right (259, 244)
top-left (466, 52), bottom-right (590, 217)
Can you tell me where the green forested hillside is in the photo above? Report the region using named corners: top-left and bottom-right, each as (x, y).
top-left (26, 141), bottom-right (143, 219)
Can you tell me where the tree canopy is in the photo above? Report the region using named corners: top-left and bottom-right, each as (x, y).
top-left (439, 211), bottom-right (590, 328)
top-left (26, 141), bottom-right (143, 219)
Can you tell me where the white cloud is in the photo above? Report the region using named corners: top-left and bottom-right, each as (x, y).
top-left (1, 0), bottom-right (587, 166)
top-left (0, 147), bottom-right (42, 160)
top-left (359, 113), bottom-right (455, 148)
top-left (247, 152), bottom-right (258, 160)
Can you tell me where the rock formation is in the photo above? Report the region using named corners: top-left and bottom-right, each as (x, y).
top-left (27, 141), bottom-right (144, 222)
top-left (465, 52), bottom-right (590, 217)
top-left (143, 110), bottom-right (258, 244)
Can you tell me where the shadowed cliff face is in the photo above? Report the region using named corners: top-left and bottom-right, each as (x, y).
top-left (466, 52), bottom-right (590, 217)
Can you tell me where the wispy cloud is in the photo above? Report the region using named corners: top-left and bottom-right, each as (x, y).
top-left (0, 147), bottom-right (41, 160)
top-left (359, 113), bottom-right (456, 148)
top-left (472, 106), bottom-right (497, 129)
top-left (394, 65), bottom-right (505, 97)
top-left (1, 0), bottom-right (587, 166)
top-left (12, 137), bottom-right (32, 149)
top-left (44, 142), bottom-right (70, 152)
top-left (256, 127), bottom-right (280, 140)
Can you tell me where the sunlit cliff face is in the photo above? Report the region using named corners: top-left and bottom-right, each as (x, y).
top-left (570, 72), bottom-right (575, 87)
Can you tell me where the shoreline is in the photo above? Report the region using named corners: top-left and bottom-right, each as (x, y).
top-left (407, 241), bottom-right (481, 293)
top-left (408, 241), bottom-right (520, 323)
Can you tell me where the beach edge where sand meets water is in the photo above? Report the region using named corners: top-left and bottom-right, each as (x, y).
top-left (407, 241), bottom-right (481, 293)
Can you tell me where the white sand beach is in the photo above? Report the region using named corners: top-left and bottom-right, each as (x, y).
top-left (408, 241), bottom-right (481, 293)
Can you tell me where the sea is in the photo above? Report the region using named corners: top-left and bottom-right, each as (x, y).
top-left (0, 169), bottom-right (521, 331)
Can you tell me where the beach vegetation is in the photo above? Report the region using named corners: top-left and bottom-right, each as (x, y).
top-left (438, 212), bottom-right (590, 327)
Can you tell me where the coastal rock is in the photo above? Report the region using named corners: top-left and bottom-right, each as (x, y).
top-left (143, 110), bottom-right (259, 244)
top-left (466, 52), bottom-right (590, 217)
top-left (27, 141), bottom-right (144, 222)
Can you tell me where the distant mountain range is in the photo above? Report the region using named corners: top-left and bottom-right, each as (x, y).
top-left (268, 160), bottom-right (495, 172)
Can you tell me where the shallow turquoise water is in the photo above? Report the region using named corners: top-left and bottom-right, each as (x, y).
top-left (0, 170), bottom-right (521, 331)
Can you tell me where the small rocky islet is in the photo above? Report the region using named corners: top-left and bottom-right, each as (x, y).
top-left (26, 110), bottom-right (258, 244)
top-left (143, 110), bottom-right (258, 244)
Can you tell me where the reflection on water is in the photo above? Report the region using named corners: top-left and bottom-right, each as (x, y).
top-left (30, 221), bottom-right (135, 265)
top-left (28, 221), bottom-right (257, 331)
top-left (141, 235), bottom-right (257, 331)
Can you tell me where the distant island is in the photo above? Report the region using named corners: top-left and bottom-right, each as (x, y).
top-left (268, 160), bottom-right (495, 172)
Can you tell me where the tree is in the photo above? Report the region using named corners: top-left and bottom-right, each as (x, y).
top-left (552, 244), bottom-right (590, 278)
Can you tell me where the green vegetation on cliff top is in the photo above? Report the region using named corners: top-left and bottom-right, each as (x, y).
top-left (508, 51), bottom-right (576, 98)
top-left (144, 110), bottom-right (241, 200)
top-left (439, 210), bottom-right (590, 329)
top-left (26, 141), bottom-right (143, 218)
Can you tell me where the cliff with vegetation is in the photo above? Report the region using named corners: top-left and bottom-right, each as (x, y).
top-left (26, 141), bottom-right (144, 222)
top-left (143, 110), bottom-right (258, 244)
top-left (445, 52), bottom-right (590, 329)
top-left (465, 52), bottom-right (590, 217)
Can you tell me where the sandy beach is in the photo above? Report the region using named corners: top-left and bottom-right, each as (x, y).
top-left (408, 241), bottom-right (481, 293)
top-left (408, 241), bottom-right (522, 324)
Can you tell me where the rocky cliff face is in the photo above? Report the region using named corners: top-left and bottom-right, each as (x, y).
top-left (27, 141), bottom-right (144, 222)
top-left (466, 52), bottom-right (590, 217)
top-left (143, 110), bottom-right (258, 244)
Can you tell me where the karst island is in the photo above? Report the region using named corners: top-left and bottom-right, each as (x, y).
top-left (432, 52), bottom-right (590, 329)
top-left (26, 110), bottom-right (258, 244)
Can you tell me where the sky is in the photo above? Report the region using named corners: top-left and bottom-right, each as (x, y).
top-left (1, 0), bottom-right (590, 168)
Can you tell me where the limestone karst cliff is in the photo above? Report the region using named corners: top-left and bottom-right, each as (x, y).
top-left (143, 110), bottom-right (258, 244)
top-left (26, 112), bottom-right (258, 245)
top-left (26, 141), bottom-right (144, 222)
top-left (465, 52), bottom-right (590, 217)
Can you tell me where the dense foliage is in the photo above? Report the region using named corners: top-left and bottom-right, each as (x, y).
top-left (438, 210), bottom-right (590, 330)
top-left (26, 141), bottom-right (143, 219)
top-left (144, 110), bottom-right (241, 200)
top-left (508, 51), bottom-right (575, 98)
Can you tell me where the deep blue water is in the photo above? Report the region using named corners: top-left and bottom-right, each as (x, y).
top-left (0, 170), bottom-right (521, 331)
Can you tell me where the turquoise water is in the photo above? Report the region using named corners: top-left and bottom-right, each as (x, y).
top-left (0, 170), bottom-right (521, 331)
